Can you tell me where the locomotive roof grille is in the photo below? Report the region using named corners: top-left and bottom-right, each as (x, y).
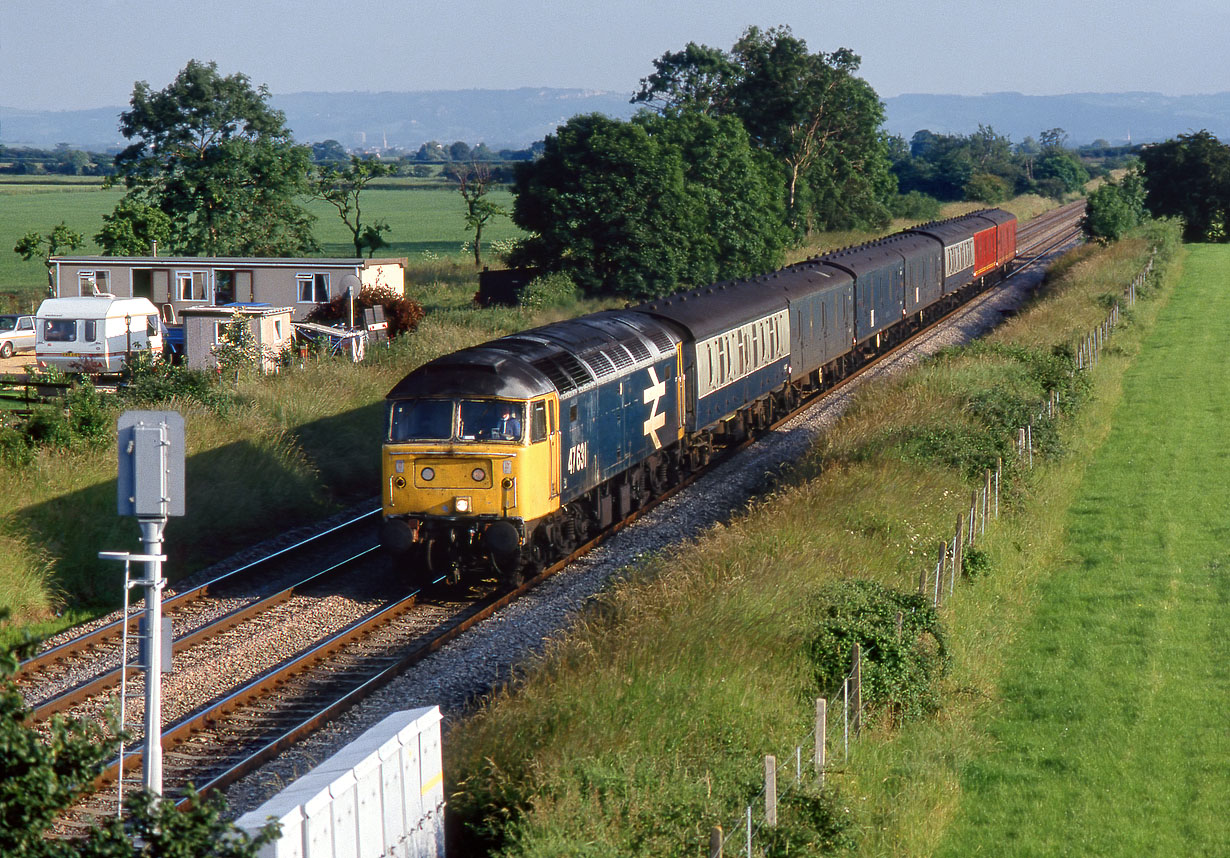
top-left (622, 336), bottom-right (651, 362)
top-left (582, 350), bottom-right (617, 379)
top-left (607, 344), bottom-right (634, 371)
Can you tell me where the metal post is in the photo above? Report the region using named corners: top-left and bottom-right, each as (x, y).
top-left (815, 697), bottom-right (827, 782)
top-left (139, 518), bottom-right (166, 796)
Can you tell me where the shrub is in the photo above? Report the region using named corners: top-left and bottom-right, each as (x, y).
top-left (517, 271), bottom-right (579, 309)
top-left (890, 190), bottom-right (942, 222)
top-left (806, 579), bottom-right (948, 723)
top-left (118, 350), bottom-right (228, 412)
top-left (306, 285), bottom-right (426, 338)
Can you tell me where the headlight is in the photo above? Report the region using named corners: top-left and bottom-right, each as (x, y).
top-left (472, 467), bottom-right (486, 482)
top-left (455, 497), bottom-right (471, 513)
top-left (421, 467), bottom-right (435, 481)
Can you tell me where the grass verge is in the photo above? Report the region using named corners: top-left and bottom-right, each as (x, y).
top-left (444, 220), bottom-right (1185, 856)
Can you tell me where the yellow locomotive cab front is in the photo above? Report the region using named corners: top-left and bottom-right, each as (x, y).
top-left (382, 394), bottom-right (560, 578)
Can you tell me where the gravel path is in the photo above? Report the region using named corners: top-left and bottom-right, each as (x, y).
top-left (221, 253), bottom-right (1064, 818)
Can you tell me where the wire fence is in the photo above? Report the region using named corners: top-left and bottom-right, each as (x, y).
top-left (703, 255), bottom-right (1155, 857)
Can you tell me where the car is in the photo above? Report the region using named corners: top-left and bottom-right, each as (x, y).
top-left (0, 314), bottom-right (36, 359)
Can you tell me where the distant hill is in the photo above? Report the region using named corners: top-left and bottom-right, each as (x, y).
top-left (3, 88), bottom-right (1229, 152)
top-left (882, 91), bottom-right (1230, 146)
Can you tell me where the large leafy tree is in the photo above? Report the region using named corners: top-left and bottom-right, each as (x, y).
top-left (634, 26), bottom-right (893, 232)
top-left (509, 113), bottom-right (704, 298)
top-left (95, 197), bottom-right (173, 256)
top-left (1083, 169), bottom-right (1147, 243)
top-left (1139, 130), bottom-right (1230, 242)
top-left (111, 59), bottom-right (316, 257)
top-left (639, 110), bottom-right (789, 277)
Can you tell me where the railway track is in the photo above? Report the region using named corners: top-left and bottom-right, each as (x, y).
top-left (42, 202), bottom-right (1086, 831)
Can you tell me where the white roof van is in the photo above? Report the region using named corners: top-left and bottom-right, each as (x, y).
top-left (36, 295), bottom-right (163, 374)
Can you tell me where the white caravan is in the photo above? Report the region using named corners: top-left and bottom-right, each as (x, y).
top-left (35, 295), bottom-right (163, 373)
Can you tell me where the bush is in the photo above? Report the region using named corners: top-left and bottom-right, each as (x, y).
top-left (889, 190), bottom-right (942, 222)
top-left (118, 350), bottom-right (229, 412)
top-left (517, 271), bottom-right (579, 309)
top-left (806, 579), bottom-right (948, 723)
top-left (965, 172), bottom-right (1012, 204)
top-left (306, 285), bottom-right (425, 338)
top-left (0, 426), bottom-right (33, 467)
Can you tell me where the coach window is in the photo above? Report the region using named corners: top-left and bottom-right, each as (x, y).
top-left (83, 320), bottom-right (97, 342)
top-left (530, 401), bottom-right (548, 443)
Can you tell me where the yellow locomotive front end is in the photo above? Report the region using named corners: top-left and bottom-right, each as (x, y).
top-left (382, 392), bottom-right (561, 584)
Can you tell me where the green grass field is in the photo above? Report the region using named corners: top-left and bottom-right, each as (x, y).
top-left (934, 245), bottom-right (1229, 856)
top-left (0, 178), bottom-right (523, 308)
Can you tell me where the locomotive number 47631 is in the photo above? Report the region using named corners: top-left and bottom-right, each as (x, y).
top-left (567, 441), bottom-right (588, 475)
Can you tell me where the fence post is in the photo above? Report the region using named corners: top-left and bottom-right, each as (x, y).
top-left (852, 643), bottom-right (862, 735)
top-left (765, 756), bottom-right (777, 827)
top-left (843, 677), bottom-right (850, 761)
top-left (934, 542), bottom-right (944, 607)
top-left (995, 457), bottom-right (1001, 518)
top-left (710, 826), bottom-right (723, 858)
top-left (746, 806), bottom-right (752, 858)
top-left (968, 491), bottom-right (977, 546)
top-left (815, 697), bottom-right (827, 783)
top-left (895, 610), bottom-right (903, 642)
top-left (1027, 424), bottom-right (1033, 468)
top-left (955, 515), bottom-right (964, 581)
top-left (983, 469), bottom-right (991, 534)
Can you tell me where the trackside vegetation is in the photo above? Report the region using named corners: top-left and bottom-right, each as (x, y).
top-left (442, 219), bottom-right (1186, 856)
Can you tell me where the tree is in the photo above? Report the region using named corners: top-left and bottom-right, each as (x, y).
top-left (632, 41), bottom-right (741, 114)
top-left (14, 222), bottom-right (83, 296)
top-left (311, 139), bottom-right (349, 163)
top-left (95, 197), bottom-right (172, 256)
top-left (509, 113), bottom-right (704, 298)
top-left (509, 111), bottom-right (786, 298)
top-left (111, 59), bottom-right (316, 257)
top-left (633, 26), bottom-right (892, 232)
top-left (1139, 130), bottom-right (1230, 242)
top-left (314, 155), bottom-right (394, 257)
top-left (448, 141), bottom-right (472, 162)
top-left (1083, 169), bottom-right (1147, 243)
top-left (445, 161), bottom-right (508, 268)
top-left (639, 110), bottom-right (788, 278)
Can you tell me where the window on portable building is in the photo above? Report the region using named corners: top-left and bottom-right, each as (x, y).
top-left (176, 271), bottom-right (207, 301)
top-left (297, 273), bottom-right (330, 303)
top-left (78, 270), bottom-right (111, 296)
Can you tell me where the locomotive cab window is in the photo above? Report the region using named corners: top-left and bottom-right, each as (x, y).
top-left (459, 399), bottom-right (525, 442)
top-left (388, 399), bottom-right (453, 442)
top-left (530, 401), bottom-right (548, 443)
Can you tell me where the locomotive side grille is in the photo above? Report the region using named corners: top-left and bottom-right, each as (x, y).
top-left (623, 337), bottom-right (652, 362)
top-left (532, 356), bottom-right (578, 394)
top-left (581, 350), bottom-right (617, 379)
top-left (607, 345), bottom-right (634, 371)
top-left (644, 328), bottom-right (677, 355)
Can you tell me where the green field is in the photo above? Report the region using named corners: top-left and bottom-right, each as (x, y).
top-left (0, 178), bottom-right (523, 308)
top-left (935, 246), bottom-right (1229, 855)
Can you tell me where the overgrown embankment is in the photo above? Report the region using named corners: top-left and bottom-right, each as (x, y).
top-left (444, 220), bottom-right (1184, 857)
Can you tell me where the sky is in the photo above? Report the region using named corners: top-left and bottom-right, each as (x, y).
top-left (2, 0), bottom-right (1228, 112)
